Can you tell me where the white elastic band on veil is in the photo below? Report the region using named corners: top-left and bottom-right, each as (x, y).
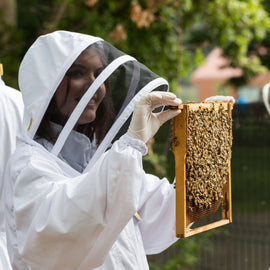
top-left (83, 77), bottom-right (169, 172)
top-left (51, 54), bottom-right (137, 156)
top-left (262, 83), bottom-right (270, 115)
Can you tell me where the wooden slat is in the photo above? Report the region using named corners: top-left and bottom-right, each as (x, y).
top-left (172, 106), bottom-right (187, 237)
top-left (183, 219), bottom-right (231, 238)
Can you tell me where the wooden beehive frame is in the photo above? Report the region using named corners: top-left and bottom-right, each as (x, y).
top-left (172, 102), bottom-right (232, 238)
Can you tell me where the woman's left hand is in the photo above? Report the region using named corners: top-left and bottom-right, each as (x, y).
top-left (204, 95), bottom-right (235, 104)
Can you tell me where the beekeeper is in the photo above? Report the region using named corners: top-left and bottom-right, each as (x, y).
top-left (4, 30), bottom-right (234, 270)
top-left (0, 64), bottom-right (23, 270)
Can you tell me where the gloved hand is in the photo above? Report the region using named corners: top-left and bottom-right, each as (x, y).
top-left (204, 95), bottom-right (235, 104)
top-left (127, 91), bottom-right (182, 143)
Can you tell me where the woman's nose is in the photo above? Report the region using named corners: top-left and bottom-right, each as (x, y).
top-left (88, 73), bottom-right (95, 84)
top-left (92, 87), bottom-right (101, 99)
top-left (84, 75), bottom-right (102, 97)
top-left (83, 74), bottom-right (95, 90)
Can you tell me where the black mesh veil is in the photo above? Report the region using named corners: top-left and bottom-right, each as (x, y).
top-left (34, 40), bottom-right (169, 173)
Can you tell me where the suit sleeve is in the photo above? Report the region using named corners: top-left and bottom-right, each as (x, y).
top-left (10, 136), bottom-right (147, 269)
top-left (137, 173), bottom-right (178, 254)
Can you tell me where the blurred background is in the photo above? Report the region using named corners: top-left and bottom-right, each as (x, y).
top-left (0, 0), bottom-right (269, 269)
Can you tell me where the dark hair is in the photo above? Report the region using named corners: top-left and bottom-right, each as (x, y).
top-left (36, 45), bottom-right (115, 145)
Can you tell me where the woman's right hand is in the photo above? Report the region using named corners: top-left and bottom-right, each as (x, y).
top-left (127, 91), bottom-right (182, 143)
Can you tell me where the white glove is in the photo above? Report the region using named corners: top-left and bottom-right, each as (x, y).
top-left (204, 95), bottom-right (235, 104)
top-left (127, 91), bottom-right (182, 143)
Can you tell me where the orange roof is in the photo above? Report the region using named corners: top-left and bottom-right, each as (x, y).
top-left (191, 47), bottom-right (243, 84)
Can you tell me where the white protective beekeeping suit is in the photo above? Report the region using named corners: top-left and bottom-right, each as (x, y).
top-left (4, 31), bottom-right (181, 270)
top-left (262, 82), bottom-right (270, 115)
top-left (0, 65), bottom-right (23, 270)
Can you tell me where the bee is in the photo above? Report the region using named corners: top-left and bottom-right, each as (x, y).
top-left (185, 103), bottom-right (232, 210)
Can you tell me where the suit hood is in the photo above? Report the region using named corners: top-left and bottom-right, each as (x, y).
top-left (19, 31), bottom-right (102, 138)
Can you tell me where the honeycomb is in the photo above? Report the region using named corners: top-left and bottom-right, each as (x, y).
top-left (185, 103), bottom-right (232, 218)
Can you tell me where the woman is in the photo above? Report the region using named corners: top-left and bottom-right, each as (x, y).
top-left (4, 30), bottom-right (234, 270)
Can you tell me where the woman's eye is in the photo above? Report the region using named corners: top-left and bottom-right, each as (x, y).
top-left (67, 69), bottom-right (84, 78)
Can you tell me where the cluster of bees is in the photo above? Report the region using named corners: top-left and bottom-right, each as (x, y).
top-left (186, 103), bottom-right (232, 213)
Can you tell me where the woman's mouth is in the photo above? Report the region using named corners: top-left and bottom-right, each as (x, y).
top-left (75, 97), bottom-right (95, 105)
top-left (86, 99), bottom-right (96, 108)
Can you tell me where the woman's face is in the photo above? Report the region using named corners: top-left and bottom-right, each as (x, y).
top-left (54, 47), bottom-right (106, 126)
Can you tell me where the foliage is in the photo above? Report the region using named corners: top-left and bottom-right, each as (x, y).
top-left (181, 0), bottom-right (270, 85)
top-left (9, 0), bottom-right (182, 90)
top-left (2, 0), bottom-right (270, 89)
top-left (148, 229), bottom-right (227, 269)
